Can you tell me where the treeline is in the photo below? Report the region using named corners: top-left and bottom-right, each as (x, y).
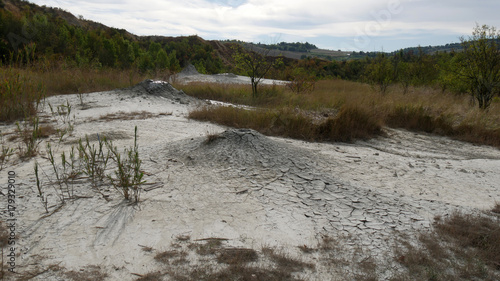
top-left (278, 49), bottom-right (462, 93)
top-left (0, 3), bottom-right (224, 73)
top-left (256, 41), bottom-right (318, 53)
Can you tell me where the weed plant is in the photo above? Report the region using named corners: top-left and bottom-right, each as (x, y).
top-left (35, 127), bottom-right (146, 205)
top-left (16, 117), bottom-right (42, 158)
top-left (46, 142), bottom-right (74, 201)
top-left (106, 126), bottom-right (145, 203)
top-left (34, 162), bottom-right (49, 213)
top-left (78, 135), bottom-right (110, 188)
top-left (48, 101), bottom-right (76, 142)
top-left (0, 132), bottom-right (14, 171)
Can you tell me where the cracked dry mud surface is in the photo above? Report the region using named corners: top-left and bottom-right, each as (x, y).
top-left (167, 129), bottom-right (466, 256)
top-left (1, 79), bottom-right (499, 280)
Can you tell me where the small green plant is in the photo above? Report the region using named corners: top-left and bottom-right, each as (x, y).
top-left (16, 117), bottom-right (42, 158)
top-left (48, 100), bottom-right (75, 142)
top-left (0, 132), bottom-right (14, 171)
top-left (46, 142), bottom-right (74, 201)
top-left (34, 162), bottom-right (49, 213)
top-left (78, 134), bottom-right (110, 188)
top-left (77, 92), bottom-right (85, 107)
top-left (106, 126), bottom-right (145, 203)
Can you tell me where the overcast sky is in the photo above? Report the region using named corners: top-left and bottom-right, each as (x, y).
top-left (29, 0), bottom-right (500, 52)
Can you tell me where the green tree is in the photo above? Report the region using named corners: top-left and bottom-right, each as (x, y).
top-left (364, 54), bottom-right (394, 94)
top-left (458, 24), bottom-right (500, 109)
top-left (156, 48), bottom-right (169, 70)
top-left (232, 44), bottom-right (279, 97)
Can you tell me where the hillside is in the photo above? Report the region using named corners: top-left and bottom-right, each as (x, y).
top-left (0, 0), bottom-right (236, 73)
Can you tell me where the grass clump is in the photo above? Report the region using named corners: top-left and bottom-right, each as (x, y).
top-left (140, 238), bottom-right (313, 281)
top-left (0, 67), bottom-right (44, 122)
top-left (78, 135), bottom-right (110, 189)
top-left (15, 117), bottom-right (42, 158)
top-left (0, 132), bottom-right (14, 171)
top-left (217, 248), bottom-right (259, 264)
top-left (189, 104), bottom-right (382, 143)
top-left (394, 206), bottom-right (500, 280)
top-left (34, 127), bottom-right (146, 207)
top-left (63, 265), bottom-right (108, 281)
top-left (385, 104), bottom-right (452, 134)
top-left (106, 126), bottom-right (145, 203)
top-left (155, 250), bottom-right (188, 265)
top-left (317, 105), bottom-right (382, 142)
top-left (262, 246), bottom-right (315, 272)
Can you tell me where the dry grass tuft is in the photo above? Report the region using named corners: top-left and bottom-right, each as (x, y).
top-left (190, 238), bottom-right (225, 256)
top-left (63, 265), bottom-right (108, 281)
top-left (204, 131), bottom-right (223, 144)
top-left (262, 247), bottom-right (315, 272)
top-left (0, 67), bottom-right (44, 122)
top-left (0, 221), bottom-right (8, 248)
top-left (217, 248), bottom-right (258, 264)
top-left (154, 250), bottom-right (188, 264)
top-left (96, 111), bottom-right (163, 122)
top-left (385, 104), bottom-right (452, 134)
top-left (175, 235), bottom-right (191, 242)
top-left (190, 104), bottom-right (383, 143)
top-left (140, 238), bottom-right (313, 281)
top-left (38, 124), bottom-right (58, 138)
top-left (492, 203), bottom-right (500, 215)
top-left (317, 105), bottom-right (382, 142)
top-left (136, 272), bottom-right (165, 281)
top-left (394, 209), bottom-right (500, 280)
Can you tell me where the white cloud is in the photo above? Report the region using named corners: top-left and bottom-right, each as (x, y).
top-left (28, 0), bottom-right (500, 51)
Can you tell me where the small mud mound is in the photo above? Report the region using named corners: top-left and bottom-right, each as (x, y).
top-left (178, 64), bottom-right (200, 76)
top-left (127, 79), bottom-right (198, 104)
top-left (169, 129), bottom-right (312, 171)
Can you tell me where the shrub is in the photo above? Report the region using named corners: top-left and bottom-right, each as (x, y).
top-left (106, 126), bottom-right (145, 203)
top-left (386, 104), bottom-right (454, 134)
top-left (317, 105), bottom-right (382, 142)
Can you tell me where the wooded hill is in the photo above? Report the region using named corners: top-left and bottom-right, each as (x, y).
top-left (1, 0), bottom-right (499, 102)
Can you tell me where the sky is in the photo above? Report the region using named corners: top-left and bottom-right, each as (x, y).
top-left (28, 0), bottom-right (500, 52)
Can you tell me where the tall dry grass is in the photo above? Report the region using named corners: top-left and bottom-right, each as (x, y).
top-left (184, 80), bottom-right (500, 147)
top-left (0, 67), bottom-right (45, 122)
top-left (0, 65), bottom-right (152, 122)
top-left (21, 66), bottom-right (149, 96)
top-left (189, 105), bottom-right (382, 142)
top-left (175, 82), bottom-right (288, 107)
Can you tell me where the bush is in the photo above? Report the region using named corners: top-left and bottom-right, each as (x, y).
top-left (317, 105), bottom-right (382, 142)
top-left (386, 104), bottom-right (453, 134)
